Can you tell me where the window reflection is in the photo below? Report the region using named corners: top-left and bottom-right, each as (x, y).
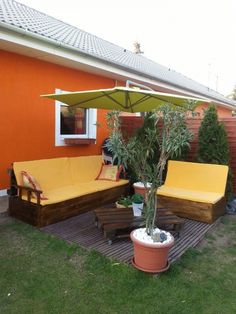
top-left (60, 106), bottom-right (87, 135)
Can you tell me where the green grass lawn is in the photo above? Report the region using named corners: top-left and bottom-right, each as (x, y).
top-left (1, 214), bottom-right (236, 314)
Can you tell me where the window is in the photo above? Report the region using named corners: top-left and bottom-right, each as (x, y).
top-left (60, 106), bottom-right (87, 135)
top-left (55, 89), bottom-right (97, 146)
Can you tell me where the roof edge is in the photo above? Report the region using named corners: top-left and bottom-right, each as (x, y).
top-left (0, 20), bottom-right (235, 109)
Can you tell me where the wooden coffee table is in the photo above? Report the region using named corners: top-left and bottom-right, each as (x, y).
top-left (94, 206), bottom-right (143, 244)
top-left (94, 205), bottom-right (184, 244)
top-left (156, 207), bottom-right (185, 236)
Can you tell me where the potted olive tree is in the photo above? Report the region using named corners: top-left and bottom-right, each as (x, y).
top-left (106, 104), bottom-right (193, 273)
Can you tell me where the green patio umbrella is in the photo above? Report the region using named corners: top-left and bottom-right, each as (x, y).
top-left (42, 86), bottom-right (209, 112)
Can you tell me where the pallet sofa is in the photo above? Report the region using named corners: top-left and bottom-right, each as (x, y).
top-left (157, 160), bottom-right (229, 223)
top-left (8, 155), bottom-right (129, 227)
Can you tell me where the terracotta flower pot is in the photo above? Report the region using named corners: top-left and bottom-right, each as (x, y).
top-left (133, 182), bottom-right (151, 197)
top-left (130, 229), bottom-right (174, 273)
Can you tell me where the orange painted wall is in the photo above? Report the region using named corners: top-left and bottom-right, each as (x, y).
top-left (0, 49), bottom-right (113, 189)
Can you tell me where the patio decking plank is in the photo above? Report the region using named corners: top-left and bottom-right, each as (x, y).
top-left (169, 220), bottom-right (217, 261)
top-left (41, 211), bottom-right (219, 264)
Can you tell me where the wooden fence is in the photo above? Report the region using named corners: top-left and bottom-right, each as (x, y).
top-left (121, 116), bottom-right (236, 193)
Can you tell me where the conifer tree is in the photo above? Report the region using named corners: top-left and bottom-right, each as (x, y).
top-left (197, 105), bottom-right (232, 199)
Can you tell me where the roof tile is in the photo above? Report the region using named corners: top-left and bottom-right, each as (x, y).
top-left (0, 0), bottom-right (235, 106)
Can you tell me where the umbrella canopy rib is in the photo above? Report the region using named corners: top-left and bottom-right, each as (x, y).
top-left (42, 86), bottom-right (210, 113)
top-left (129, 94), bottom-right (153, 111)
top-left (151, 94), bottom-right (183, 107)
top-left (101, 91), bottom-right (127, 111)
top-left (68, 91), bottom-right (113, 107)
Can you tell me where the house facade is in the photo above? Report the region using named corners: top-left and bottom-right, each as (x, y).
top-left (0, 0), bottom-right (235, 194)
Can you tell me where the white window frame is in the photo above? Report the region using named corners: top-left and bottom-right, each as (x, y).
top-left (55, 89), bottom-right (97, 146)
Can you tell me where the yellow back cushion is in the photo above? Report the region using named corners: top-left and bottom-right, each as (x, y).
top-left (69, 155), bottom-right (103, 183)
top-left (164, 160), bottom-right (228, 194)
top-left (13, 158), bottom-right (71, 191)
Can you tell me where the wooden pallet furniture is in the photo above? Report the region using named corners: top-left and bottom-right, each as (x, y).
top-left (157, 160), bottom-right (229, 223)
top-left (8, 156), bottom-right (129, 227)
top-left (94, 205), bottom-right (184, 244)
top-left (156, 207), bottom-right (184, 237)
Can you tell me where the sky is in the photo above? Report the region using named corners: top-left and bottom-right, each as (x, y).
top-left (18, 0), bottom-right (236, 96)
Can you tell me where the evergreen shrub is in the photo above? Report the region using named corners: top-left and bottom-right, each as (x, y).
top-left (196, 105), bottom-right (233, 200)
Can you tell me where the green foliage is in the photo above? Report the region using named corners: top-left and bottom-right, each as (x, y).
top-left (197, 106), bottom-right (230, 164)
top-left (117, 195), bottom-right (132, 207)
top-left (105, 110), bottom-right (130, 169)
top-left (131, 193), bottom-right (144, 204)
top-left (106, 104), bottom-right (194, 236)
top-left (196, 105), bottom-right (233, 199)
top-left (134, 112), bottom-right (160, 165)
top-left (106, 106), bottom-right (193, 186)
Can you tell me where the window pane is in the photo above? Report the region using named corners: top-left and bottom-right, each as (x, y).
top-left (60, 106), bottom-right (87, 135)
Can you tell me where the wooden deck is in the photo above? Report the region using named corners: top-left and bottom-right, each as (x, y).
top-left (41, 211), bottom-right (219, 264)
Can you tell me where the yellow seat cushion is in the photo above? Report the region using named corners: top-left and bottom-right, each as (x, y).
top-left (14, 158), bottom-right (71, 191)
top-left (15, 155), bottom-right (129, 205)
top-left (164, 160), bottom-right (228, 194)
top-left (75, 179), bottom-right (129, 193)
top-left (22, 185), bottom-right (83, 205)
top-left (157, 186), bottom-right (223, 204)
top-left (69, 155), bottom-right (103, 183)
top-left (24, 179), bottom-right (129, 205)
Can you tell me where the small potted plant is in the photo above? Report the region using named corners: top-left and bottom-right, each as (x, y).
top-left (116, 196), bottom-right (132, 208)
top-left (131, 193), bottom-right (144, 216)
